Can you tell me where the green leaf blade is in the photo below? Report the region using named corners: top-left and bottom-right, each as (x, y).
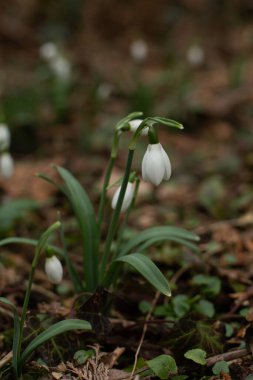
top-left (20, 319), bottom-right (92, 366)
top-left (55, 166), bottom-right (99, 291)
top-left (115, 253), bottom-right (171, 297)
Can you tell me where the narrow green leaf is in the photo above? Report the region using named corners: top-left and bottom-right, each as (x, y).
top-left (184, 349), bottom-right (207, 365)
top-left (146, 117), bottom-right (183, 129)
top-left (20, 319), bottom-right (92, 366)
top-left (0, 237), bottom-right (63, 256)
top-left (116, 111), bottom-right (143, 130)
top-left (137, 236), bottom-right (199, 254)
top-left (115, 253), bottom-right (171, 296)
top-left (146, 354), bottom-right (177, 379)
top-left (0, 199), bottom-right (38, 231)
top-left (120, 226), bottom-right (199, 257)
top-left (55, 166), bottom-right (99, 290)
top-left (0, 297), bottom-right (21, 375)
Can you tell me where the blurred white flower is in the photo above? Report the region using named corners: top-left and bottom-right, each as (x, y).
top-left (39, 42), bottom-right (59, 61)
top-left (40, 42), bottom-right (71, 82)
top-left (0, 124), bottom-right (11, 150)
top-left (50, 56), bottom-right (71, 81)
top-left (142, 143), bottom-right (171, 186)
top-left (45, 255), bottom-right (63, 284)
top-left (130, 39), bottom-right (148, 63)
top-left (129, 119), bottom-right (148, 136)
top-left (97, 83), bottom-right (112, 100)
top-left (112, 182), bottom-right (134, 213)
top-left (0, 152), bottom-right (14, 178)
top-left (187, 45), bottom-right (205, 66)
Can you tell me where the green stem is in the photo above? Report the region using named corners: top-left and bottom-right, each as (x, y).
top-left (97, 156), bottom-right (115, 229)
top-left (99, 149), bottom-right (134, 283)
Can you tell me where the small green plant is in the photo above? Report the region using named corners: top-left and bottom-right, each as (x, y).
top-left (0, 222), bottom-right (91, 378)
top-left (1, 112), bottom-right (199, 296)
top-left (35, 112), bottom-right (199, 294)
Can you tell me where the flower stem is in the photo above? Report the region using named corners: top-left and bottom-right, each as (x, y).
top-left (97, 156), bottom-right (115, 230)
top-left (99, 149), bottom-right (134, 283)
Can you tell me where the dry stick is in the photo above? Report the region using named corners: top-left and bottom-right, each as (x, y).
top-left (206, 348), bottom-right (249, 367)
top-left (0, 351), bottom-right (13, 369)
top-left (129, 291), bottom-right (160, 380)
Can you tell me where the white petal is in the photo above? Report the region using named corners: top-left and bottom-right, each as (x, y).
top-left (160, 145), bottom-right (171, 180)
top-left (142, 144), bottom-right (165, 186)
top-left (141, 147), bottom-right (150, 181)
top-left (129, 119), bottom-right (148, 135)
top-left (111, 182), bottom-right (134, 213)
top-left (45, 256), bottom-right (63, 284)
top-left (0, 124), bottom-right (11, 150)
top-left (0, 153), bottom-right (14, 178)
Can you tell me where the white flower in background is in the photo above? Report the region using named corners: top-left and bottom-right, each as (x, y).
top-left (112, 182), bottom-right (134, 213)
top-left (45, 255), bottom-right (63, 284)
top-left (96, 83), bottom-right (112, 100)
top-left (187, 44), bottom-right (205, 66)
top-left (130, 39), bottom-right (148, 63)
top-left (142, 143), bottom-right (171, 186)
top-left (0, 124), bottom-right (11, 150)
top-left (0, 152), bottom-right (14, 178)
top-left (39, 42), bottom-right (71, 82)
top-left (129, 119), bottom-right (148, 136)
top-left (39, 42), bottom-right (59, 61)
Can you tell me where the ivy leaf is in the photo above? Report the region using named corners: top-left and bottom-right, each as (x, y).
top-left (146, 354), bottom-right (177, 379)
top-left (184, 348), bottom-right (207, 365)
top-left (212, 361), bottom-right (229, 375)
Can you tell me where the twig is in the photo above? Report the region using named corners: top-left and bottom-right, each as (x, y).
top-left (129, 291), bottom-right (160, 380)
top-left (0, 351), bottom-right (12, 369)
top-left (206, 348), bottom-right (249, 367)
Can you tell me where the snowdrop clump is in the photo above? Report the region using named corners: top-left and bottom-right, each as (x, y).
top-left (45, 255), bottom-right (63, 284)
top-left (0, 123), bottom-right (14, 178)
top-left (40, 42), bottom-right (71, 82)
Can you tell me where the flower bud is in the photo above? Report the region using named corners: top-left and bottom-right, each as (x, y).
top-left (39, 42), bottom-right (59, 61)
top-left (0, 152), bottom-right (14, 178)
top-left (111, 182), bottom-right (134, 213)
top-left (45, 255), bottom-right (63, 284)
top-left (0, 124), bottom-right (11, 151)
top-left (142, 143), bottom-right (171, 186)
top-left (129, 119), bottom-right (148, 136)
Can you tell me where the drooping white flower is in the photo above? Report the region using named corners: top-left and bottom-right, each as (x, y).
top-left (130, 39), bottom-right (148, 63)
top-left (39, 42), bottom-right (71, 82)
top-left (45, 255), bottom-right (63, 284)
top-left (112, 182), bottom-right (134, 213)
top-left (187, 45), bottom-right (205, 66)
top-left (39, 42), bottom-right (59, 61)
top-left (0, 124), bottom-right (11, 150)
top-left (142, 143), bottom-right (171, 186)
top-left (0, 152), bottom-right (14, 178)
top-left (129, 119), bottom-right (148, 136)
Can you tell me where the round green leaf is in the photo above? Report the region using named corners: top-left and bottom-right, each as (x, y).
top-left (184, 349), bottom-right (207, 365)
top-left (212, 361), bottom-right (229, 375)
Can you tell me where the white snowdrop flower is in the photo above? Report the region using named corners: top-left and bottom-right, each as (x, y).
top-left (0, 152), bottom-right (14, 178)
top-left (142, 143), bottom-right (171, 186)
top-left (45, 255), bottom-right (63, 284)
top-left (112, 182), bottom-right (134, 213)
top-left (39, 42), bottom-right (59, 62)
top-left (187, 45), bottom-right (205, 66)
top-left (0, 124), bottom-right (11, 150)
top-left (97, 83), bottom-right (112, 100)
top-left (129, 119), bottom-right (148, 136)
top-left (50, 56), bottom-right (71, 82)
top-left (130, 39), bottom-right (148, 63)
